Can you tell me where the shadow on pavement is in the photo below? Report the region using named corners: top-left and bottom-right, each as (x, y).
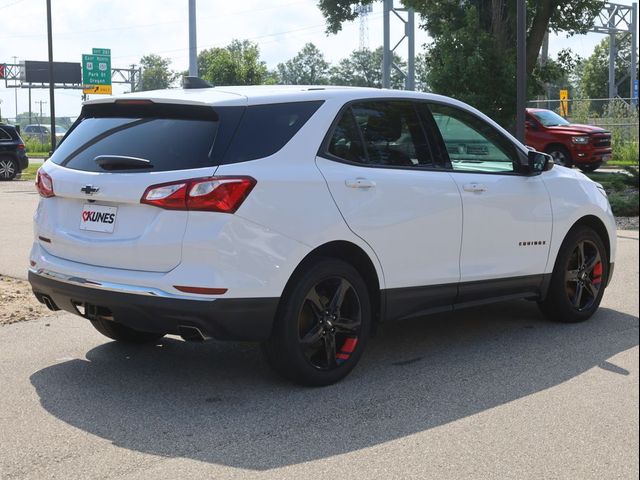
top-left (30, 300), bottom-right (639, 470)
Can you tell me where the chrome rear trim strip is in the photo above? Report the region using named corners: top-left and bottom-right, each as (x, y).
top-left (29, 268), bottom-right (212, 302)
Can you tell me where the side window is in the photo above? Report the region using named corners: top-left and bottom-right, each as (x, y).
top-left (352, 101), bottom-right (434, 167)
top-left (429, 103), bottom-right (519, 173)
top-left (221, 101), bottom-right (323, 164)
top-left (328, 108), bottom-right (366, 164)
top-left (0, 128), bottom-right (11, 141)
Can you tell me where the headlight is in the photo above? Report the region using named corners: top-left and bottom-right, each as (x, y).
top-left (572, 136), bottom-right (589, 144)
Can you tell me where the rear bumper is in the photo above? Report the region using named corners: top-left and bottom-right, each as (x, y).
top-left (28, 269), bottom-right (279, 341)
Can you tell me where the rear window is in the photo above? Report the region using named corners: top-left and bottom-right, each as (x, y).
top-left (50, 100), bottom-right (323, 172)
top-left (51, 117), bottom-right (220, 172)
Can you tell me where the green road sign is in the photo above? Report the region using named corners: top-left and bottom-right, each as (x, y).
top-left (82, 53), bottom-right (111, 86)
top-left (92, 48), bottom-right (111, 56)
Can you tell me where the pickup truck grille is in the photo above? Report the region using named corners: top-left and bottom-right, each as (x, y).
top-left (592, 133), bottom-right (611, 148)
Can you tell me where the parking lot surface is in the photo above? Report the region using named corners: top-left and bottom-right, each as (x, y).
top-left (0, 180), bottom-right (638, 480)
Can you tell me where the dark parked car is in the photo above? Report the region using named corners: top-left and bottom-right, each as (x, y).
top-left (0, 124), bottom-right (29, 180)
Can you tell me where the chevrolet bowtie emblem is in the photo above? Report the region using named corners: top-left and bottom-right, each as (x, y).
top-left (80, 185), bottom-right (100, 195)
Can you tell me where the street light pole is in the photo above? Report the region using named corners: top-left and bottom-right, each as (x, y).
top-left (516, 0), bottom-right (527, 144)
top-left (46, 0), bottom-right (56, 151)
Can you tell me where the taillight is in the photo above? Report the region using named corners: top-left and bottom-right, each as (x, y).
top-left (141, 176), bottom-right (256, 213)
top-left (35, 169), bottom-right (55, 198)
top-left (17, 143), bottom-right (25, 150)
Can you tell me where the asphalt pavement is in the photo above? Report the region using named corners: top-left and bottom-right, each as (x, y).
top-left (0, 180), bottom-right (638, 479)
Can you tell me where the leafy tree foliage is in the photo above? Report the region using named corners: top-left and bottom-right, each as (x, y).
top-left (580, 35), bottom-right (638, 99)
top-left (318, 0), bottom-right (605, 127)
top-left (329, 47), bottom-right (405, 89)
top-left (198, 40), bottom-right (268, 85)
top-left (139, 54), bottom-right (177, 91)
top-left (277, 43), bottom-right (330, 85)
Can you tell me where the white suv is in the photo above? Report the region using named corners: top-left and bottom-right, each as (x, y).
top-left (29, 84), bottom-right (616, 385)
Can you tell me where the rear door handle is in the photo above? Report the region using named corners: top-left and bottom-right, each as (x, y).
top-left (345, 178), bottom-right (376, 189)
top-left (462, 183), bottom-right (487, 193)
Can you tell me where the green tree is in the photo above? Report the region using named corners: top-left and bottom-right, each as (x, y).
top-left (329, 47), bottom-right (405, 89)
top-left (580, 35), bottom-right (638, 99)
top-left (139, 54), bottom-right (177, 91)
top-left (277, 43), bottom-right (330, 85)
top-left (198, 40), bottom-right (268, 85)
top-left (318, 0), bottom-right (605, 127)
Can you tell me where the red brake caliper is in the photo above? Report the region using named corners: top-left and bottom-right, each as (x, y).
top-left (336, 337), bottom-right (358, 362)
top-left (592, 262), bottom-right (603, 285)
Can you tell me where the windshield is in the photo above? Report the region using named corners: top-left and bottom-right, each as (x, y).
top-left (55, 126), bottom-right (67, 134)
top-left (531, 110), bottom-right (570, 127)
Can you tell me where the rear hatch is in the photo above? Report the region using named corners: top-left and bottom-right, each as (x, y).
top-left (37, 99), bottom-right (244, 272)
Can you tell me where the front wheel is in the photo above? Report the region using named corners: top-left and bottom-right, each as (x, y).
top-left (538, 226), bottom-right (609, 323)
top-left (545, 145), bottom-right (573, 168)
top-left (263, 258), bottom-right (371, 386)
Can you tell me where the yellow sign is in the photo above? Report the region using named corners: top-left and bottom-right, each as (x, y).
top-left (83, 84), bottom-right (112, 95)
top-left (559, 89), bottom-right (569, 117)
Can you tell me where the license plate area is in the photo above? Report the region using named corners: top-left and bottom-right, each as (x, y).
top-left (80, 204), bottom-right (118, 233)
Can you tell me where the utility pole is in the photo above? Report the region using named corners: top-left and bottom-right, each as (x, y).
top-left (516, 0), bottom-right (526, 143)
top-left (46, 0), bottom-right (56, 150)
top-left (36, 100), bottom-right (47, 122)
top-left (188, 0), bottom-right (198, 76)
top-left (11, 56), bottom-right (18, 120)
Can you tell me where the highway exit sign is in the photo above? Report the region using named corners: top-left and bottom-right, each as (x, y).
top-left (82, 48), bottom-right (111, 95)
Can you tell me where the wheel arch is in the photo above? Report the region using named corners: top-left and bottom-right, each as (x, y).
top-left (280, 240), bottom-right (383, 325)
top-left (571, 214), bottom-right (611, 265)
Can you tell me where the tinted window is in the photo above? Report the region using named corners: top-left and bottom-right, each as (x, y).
top-left (221, 101), bottom-right (323, 164)
top-left (350, 101), bottom-right (434, 167)
top-left (429, 103), bottom-right (518, 173)
top-left (328, 108), bottom-right (366, 163)
top-left (50, 117), bottom-right (220, 172)
top-left (0, 128), bottom-right (11, 141)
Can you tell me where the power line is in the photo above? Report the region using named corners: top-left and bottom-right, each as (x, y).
top-left (0, 0), bottom-right (310, 40)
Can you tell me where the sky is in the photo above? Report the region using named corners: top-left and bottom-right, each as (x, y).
top-left (0, 0), bottom-right (638, 120)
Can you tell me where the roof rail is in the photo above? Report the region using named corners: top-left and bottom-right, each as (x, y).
top-left (183, 76), bottom-right (214, 89)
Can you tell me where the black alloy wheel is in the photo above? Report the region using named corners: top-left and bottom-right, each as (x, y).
top-left (263, 257), bottom-right (371, 386)
top-left (298, 276), bottom-right (362, 371)
top-left (539, 226), bottom-right (608, 323)
top-left (564, 239), bottom-right (604, 312)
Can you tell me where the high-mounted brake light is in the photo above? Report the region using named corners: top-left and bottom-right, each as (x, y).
top-left (114, 99), bottom-right (154, 105)
top-left (141, 176), bottom-right (256, 213)
top-left (35, 169), bottom-right (55, 198)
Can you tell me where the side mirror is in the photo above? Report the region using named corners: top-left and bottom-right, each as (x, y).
top-left (526, 150), bottom-right (553, 175)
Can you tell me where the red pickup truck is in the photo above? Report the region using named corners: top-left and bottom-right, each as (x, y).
top-left (525, 108), bottom-right (612, 172)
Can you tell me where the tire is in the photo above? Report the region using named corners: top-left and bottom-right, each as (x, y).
top-left (0, 157), bottom-right (18, 181)
top-left (263, 257), bottom-right (371, 386)
top-left (545, 145), bottom-right (572, 168)
top-left (538, 226), bottom-right (609, 323)
top-left (578, 162), bottom-right (602, 173)
top-left (89, 318), bottom-right (165, 344)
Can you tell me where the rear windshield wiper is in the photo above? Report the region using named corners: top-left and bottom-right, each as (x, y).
top-left (94, 155), bottom-right (154, 171)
